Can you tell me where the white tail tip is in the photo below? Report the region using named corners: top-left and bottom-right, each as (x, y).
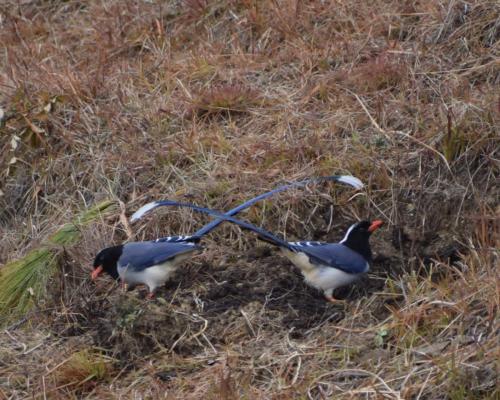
top-left (130, 201), bottom-right (159, 222)
top-left (337, 175), bottom-right (364, 189)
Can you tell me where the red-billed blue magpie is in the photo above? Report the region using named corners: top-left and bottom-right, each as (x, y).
top-left (100, 201), bottom-right (383, 302)
top-left (92, 175), bottom-right (363, 298)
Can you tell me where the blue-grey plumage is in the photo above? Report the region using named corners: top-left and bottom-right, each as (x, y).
top-left (118, 241), bottom-right (201, 272)
top-left (117, 241), bottom-right (201, 294)
top-left (92, 175), bottom-right (364, 298)
top-left (119, 201), bottom-right (384, 302)
top-left (287, 242), bottom-right (369, 274)
top-left (92, 240), bottom-right (202, 297)
top-left (279, 241), bottom-right (371, 302)
top-left (268, 221), bottom-right (383, 301)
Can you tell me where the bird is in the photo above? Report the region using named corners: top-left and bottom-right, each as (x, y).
top-left (91, 175), bottom-right (363, 297)
top-left (120, 201), bottom-right (383, 302)
top-left (279, 220), bottom-right (383, 302)
top-left (92, 239), bottom-right (201, 298)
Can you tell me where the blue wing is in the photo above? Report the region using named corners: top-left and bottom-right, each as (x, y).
top-left (289, 242), bottom-right (369, 274)
top-left (118, 241), bottom-right (201, 271)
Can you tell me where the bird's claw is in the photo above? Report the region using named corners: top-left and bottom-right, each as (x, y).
top-left (325, 295), bottom-right (344, 304)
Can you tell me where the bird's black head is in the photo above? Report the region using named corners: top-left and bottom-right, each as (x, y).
top-left (91, 245), bottom-right (123, 281)
top-left (340, 220), bottom-right (383, 261)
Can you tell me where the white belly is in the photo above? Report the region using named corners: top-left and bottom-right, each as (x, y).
top-left (305, 265), bottom-right (359, 292)
top-left (281, 249), bottom-right (316, 273)
top-left (118, 252), bottom-right (193, 292)
top-left (281, 248), bottom-right (359, 293)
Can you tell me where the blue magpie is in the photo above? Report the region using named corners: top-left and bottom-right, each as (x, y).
top-left (100, 201), bottom-right (383, 302)
top-left (92, 175), bottom-right (363, 297)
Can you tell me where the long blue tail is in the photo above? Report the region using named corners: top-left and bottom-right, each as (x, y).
top-left (139, 200), bottom-right (295, 250)
top-left (130, 175), bottom-right (363, 238)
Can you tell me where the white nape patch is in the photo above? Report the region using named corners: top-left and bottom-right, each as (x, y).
top-left (339, 222), bottom-right (358, 244)
top-left (337, 175), bottom-right (364, 189)
top-left (130, 201), bottom-right (159, 222)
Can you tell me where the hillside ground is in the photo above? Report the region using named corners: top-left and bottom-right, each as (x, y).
top-left (0, 1), bottom-right (498, 399)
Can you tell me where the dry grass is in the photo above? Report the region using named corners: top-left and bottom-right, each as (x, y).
top-left (0, 0), bottom-right (498, 398)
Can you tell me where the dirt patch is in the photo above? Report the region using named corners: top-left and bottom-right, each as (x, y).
top-left (201, 256), bottom-right (343, 331)
top-left (87, 245), bottom-right (408, 362)
top-left (56, 220), bottom-right (468, 366)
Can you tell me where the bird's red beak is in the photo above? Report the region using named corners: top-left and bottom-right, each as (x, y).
top-left (368, 220), bottom-right (384, 233)
top-left (91, 266), bottom-right (103, 280)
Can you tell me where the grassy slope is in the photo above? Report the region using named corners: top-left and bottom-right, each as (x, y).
top-left (0, 0), bottom-right (498, 398)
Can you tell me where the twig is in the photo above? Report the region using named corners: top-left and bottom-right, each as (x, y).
top-left (395, 131), bottom-right (452, 173)
top-left (351, 91), bottom-right (385, 134)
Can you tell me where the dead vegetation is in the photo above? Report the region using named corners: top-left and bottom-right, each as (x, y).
top-left (0, 0), bottom-right (498, 398)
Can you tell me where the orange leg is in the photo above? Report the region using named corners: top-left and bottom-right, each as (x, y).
top-left (325, 294), bottom-right (338, 303)
top-left (324, 290), bottom-right (344, 303)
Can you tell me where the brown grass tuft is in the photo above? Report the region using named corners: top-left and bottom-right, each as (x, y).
top-left (1, 0), bottom-right (498, 398)
top-left (51, 349), bottom-right (113, 394)
top-left (189, 84), bottom-right (264, 117)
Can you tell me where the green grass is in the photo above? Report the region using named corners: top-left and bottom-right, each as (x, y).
top-left (0, 201), bottom-right (117, 325)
